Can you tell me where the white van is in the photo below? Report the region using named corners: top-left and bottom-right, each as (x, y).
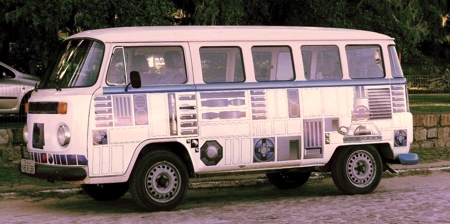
top-left (21, 26), bottom-right (418, 211)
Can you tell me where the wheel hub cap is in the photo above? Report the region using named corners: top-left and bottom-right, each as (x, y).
top-left (145, 162), bottom-right (181, 203)
top-left (346, 150), bottom-right (375, 187)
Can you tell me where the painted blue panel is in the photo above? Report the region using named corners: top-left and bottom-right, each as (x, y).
top-left (103, 78), bottom-right (408, 94)
top-left (103, 84), bottom-right (196, 94)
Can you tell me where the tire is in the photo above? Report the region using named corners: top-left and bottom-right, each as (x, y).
top-left (331, 145), bottom-right (382, 195)
top-left (81, 182), bottom-right (129, 201)
top-left (266, 171), bottom-right (312, 189)
top-left (129, 150), bottom-right (189, 212)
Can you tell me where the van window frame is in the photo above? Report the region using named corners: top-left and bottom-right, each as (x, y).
top-left (346, 44), bottom-right (385, 79)
top-left (251, 45), bottom-right (295, 82)
top-left (199, 46), bottom-right (245, 83)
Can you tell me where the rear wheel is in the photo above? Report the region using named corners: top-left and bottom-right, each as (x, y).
top-left (331, 145), bottom-right (382, 194)
top-left (266, 171), bottom-right (312, 189)
top-left (129, 150), bottom-right (189, 212)
top-left (81, 182), bottom-right (129, 201)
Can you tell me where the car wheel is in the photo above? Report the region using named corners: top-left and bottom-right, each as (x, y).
top-left (129, 150), bottom-right (189, 211)
top-left (331, 145), bottom-right (382, 194)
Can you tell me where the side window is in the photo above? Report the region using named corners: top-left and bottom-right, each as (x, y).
top-left (0, 65), bottom-right (15, 79)
top-left (106, 47), bottom-right (126, 85)
top-left (301, 45), bottom-right (342, 80)
top-left (252, 46), bottom-right (294, 81)
top-left (346, 45), bottom-right (384, 79)
top-left (107, 46), bottom-right (187, 86)
top-left (200, 47), bottom-right (244, 83)
top-left (388, 45), bottom-right (404, 78)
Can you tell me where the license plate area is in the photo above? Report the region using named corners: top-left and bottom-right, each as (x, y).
top-left (21, 159), bottom-right (35, 174)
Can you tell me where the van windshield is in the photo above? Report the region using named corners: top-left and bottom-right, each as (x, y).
top-left (39, 39), bottom-right (104, 89)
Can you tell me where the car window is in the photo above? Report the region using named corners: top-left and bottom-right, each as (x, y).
top-left (0, 65), bottom-right (15, 79)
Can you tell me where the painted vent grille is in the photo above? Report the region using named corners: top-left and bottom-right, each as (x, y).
top-left (367, 88), bottom-right (392, 119)
top-left (304, 119), bottom-right (323, 149)
top-left (113, 96), bottom-right (132, 126)
top-left (391, 85), bottom-right (406, 113)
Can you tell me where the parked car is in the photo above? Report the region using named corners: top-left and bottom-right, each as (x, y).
top-left (0, 61), bottom-right (40, 116)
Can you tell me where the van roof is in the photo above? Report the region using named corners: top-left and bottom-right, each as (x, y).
top-left (69, 26), bottom-right (393, 42)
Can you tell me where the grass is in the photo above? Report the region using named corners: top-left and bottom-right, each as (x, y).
top-left (0, 163), bottom-right (77, 195)
top-left (410, 147), bottom-right (450, 163)
top-left (409, 94), bottom-right (450, 114)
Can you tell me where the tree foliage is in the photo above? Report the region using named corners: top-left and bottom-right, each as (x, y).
top-left (0, 0), bottom-right (448, 75)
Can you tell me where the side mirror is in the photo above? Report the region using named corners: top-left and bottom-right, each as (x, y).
top-left (125, 71), bottom-right (141, 92)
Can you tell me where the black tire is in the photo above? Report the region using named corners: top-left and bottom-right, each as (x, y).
top-left (81, 182), bottom-right (129, 201)
top-left (266, 171), bottom-right (312, 189)
top-left (331, 145), bottom-right (382, 195)
top-left (129, 150), bottom-right (189, 212)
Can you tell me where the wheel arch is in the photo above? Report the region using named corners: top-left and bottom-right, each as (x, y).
top-left (325, 143), bottom-right (391, 172)
top-left (133, 141), bottom-right (195, 178)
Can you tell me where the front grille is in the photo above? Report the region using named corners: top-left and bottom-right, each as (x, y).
top-left (28, 102), bottom-right (59, 114)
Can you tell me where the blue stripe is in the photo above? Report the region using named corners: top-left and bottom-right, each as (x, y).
top-left (103, 78), bottom-right (407, 94)
top-left (103, 84), bottom-right (197, 94)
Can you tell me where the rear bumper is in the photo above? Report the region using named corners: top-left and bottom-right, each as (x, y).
top-left (20, 160), bottom-right (87, 181)
top-left (398, 153), bottom-right (419, 165)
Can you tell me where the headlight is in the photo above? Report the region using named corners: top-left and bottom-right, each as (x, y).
top-left (57, 124), bottom-right (71, 146)
top-left (23, 123), bottom-right (28, 144)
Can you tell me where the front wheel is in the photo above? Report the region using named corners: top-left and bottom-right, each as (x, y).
top-left (129, 150), bottom-right (189, 212)
top-left (331, 145), bottom-right (382, 195)
top-left (266, 171), bottom-right (311, 189)
top-left (81, 182), bottom-right (129, 201)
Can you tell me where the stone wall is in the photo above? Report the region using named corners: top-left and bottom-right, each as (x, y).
top-left (0, 114), bottom-right (447, 164)
top-left (412, 114), bottom-right (450, 149)
top-left (0, 129), bottom-right (25, 164)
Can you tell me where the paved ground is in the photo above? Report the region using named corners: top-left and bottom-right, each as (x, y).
top-left (1, 169), bottom-right (450, 223)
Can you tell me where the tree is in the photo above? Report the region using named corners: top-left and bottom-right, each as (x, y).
top-left (0, 0), bottom-right (178, 75)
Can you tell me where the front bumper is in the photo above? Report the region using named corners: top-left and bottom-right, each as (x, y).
top-left (20, 159), bottom-right (87, 181)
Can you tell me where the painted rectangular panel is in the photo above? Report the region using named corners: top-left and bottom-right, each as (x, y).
top-left (241, 138), bottom-right (252, 164)
top-left (264, 121), bottom-right (273, 135)
top-left (200, 123), bottom-right (250, 137)
top-left (323, 88), bottom-right (339, 116)
top-left (109, 127), bottom-right (149, 144)
top-left (277, 136), bottom-right (301, 161)
top-left (287, 119), bottom-right (301, 134)
top-left (101, 146), bottom-right (110, 174)
top-left (233, 139), bottom-right (239, 164)
top-left (276, 90), bottom-right (289, 118)
top-left (273, 120), bottom-right (286, 135)
top-left (150, 94), bottom-right (169, 136)
top-left (252, 121), bottom-right (273, 136)
top-left (302, 89), bottom-right (323, 117)
top-left (111, 145), bottom-right (124, 174)
top-left (339, 88), bottom-right (353, 116)
top-left (113, 95), bottom-right (133, 126)
top-left (393, 113), bottom-right (408, 127)
top-left (266, 90), bottom-right (277, 118)
top-left (252, 121), bottom-right (263, 136)
top-left (225, 139), bottom-right (232, 165)
top-left (287, 89), bottom-right (300, 118)
top-left (133, 94), bottom-right (149, 125)
top-left (92, 146), bottom-right (101, 175)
